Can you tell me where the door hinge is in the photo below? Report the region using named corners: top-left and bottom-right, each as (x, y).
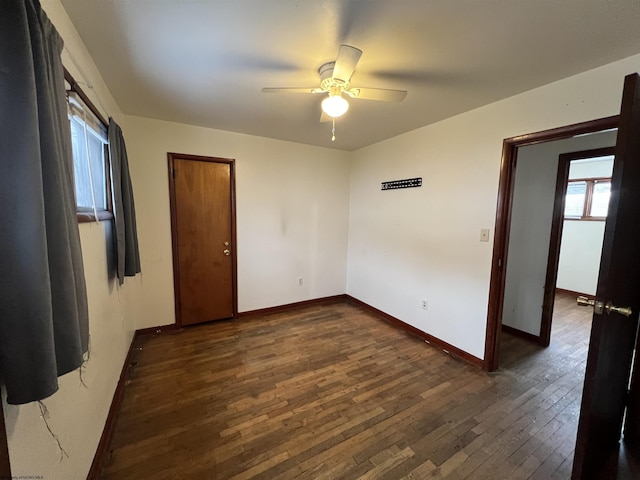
top-left (498, 258), bottom-right (503, 268)
top-left (172, 167), bottom-right (176, 178)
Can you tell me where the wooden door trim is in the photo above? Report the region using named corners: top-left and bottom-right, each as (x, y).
top-left (167, 153), bottom-right (238, 328)
top-left (483, 115), bottom-right (618, 371)
top-left (539, 147), bottom-right (615, 347)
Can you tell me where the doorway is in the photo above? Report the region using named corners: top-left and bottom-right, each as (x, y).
top-left (483, 116), bottom-right (618, 371)
top-left (499, 142), bottom-right (615, 350)
top-left (168, 153), bottom-right (237, 326)
top-left (540, 148), bottom-right (615, 344)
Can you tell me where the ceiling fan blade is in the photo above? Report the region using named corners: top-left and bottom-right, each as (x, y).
top-left (346, 87), bottom-right (407, 102)
top-left (320, 110), bottom-right (332, 123)
top-left (332, 45), bottom-right (362, 83)
top-left (262, 87), bottom-right (324, 94)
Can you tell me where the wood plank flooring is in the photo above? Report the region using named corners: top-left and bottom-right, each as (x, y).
top-left (98, 293), bottom-right (591, 479)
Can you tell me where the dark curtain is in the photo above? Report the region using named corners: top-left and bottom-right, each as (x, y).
top-left (108, 119), bottom-right (141, 284)
top-left (0, 1), bottom-right (89, 404)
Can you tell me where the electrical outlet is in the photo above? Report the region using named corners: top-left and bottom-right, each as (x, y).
top-left (480, 228), bottom-right (490, 242)
top-left (421, 299), bottom-right (428, 310)
top-left (298, 277), bottom-right (303, 286)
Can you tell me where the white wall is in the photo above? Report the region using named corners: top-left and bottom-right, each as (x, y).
top-left (123, 116), bottom-right (351, 330)
top-left (556, 157), bottom-right (614, 295)
top-left (557, 221), bottom-right (606, 295)
top-left (347, 53), bottom-right (640, 360)
top-left (1, 2), bottom-right (140, 479)
top-left (502, 134), bottom-right (615, 336)
top-left (501, 142), bottom-right (559, 335)
top-left (347, 116), bottom-right (502, 359)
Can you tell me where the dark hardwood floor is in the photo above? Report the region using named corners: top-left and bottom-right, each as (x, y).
top-left (98, 292), bottom-right (592, 479)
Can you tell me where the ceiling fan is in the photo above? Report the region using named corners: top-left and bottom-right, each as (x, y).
top-left (262, 45), bottom-right (407, 137)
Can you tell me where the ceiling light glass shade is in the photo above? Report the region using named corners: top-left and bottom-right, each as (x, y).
top-left (321, 94), bottom-right (349, 117)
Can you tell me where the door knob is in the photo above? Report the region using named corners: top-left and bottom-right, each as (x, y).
top-left (577, 296), bottom-right (632, 317)
top-left (605, 302), bottom-right (633, 317)
top-left (576, 296), bottom-right (595, 307)
top-left (577, 296), bottom-right (604, 314)
top-left (223, 249), bottom-right (230, 256)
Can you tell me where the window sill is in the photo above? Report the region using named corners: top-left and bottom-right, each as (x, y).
top-left (77, 210), bottom-right (114, 223)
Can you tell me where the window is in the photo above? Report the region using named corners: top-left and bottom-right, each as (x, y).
top-left (564, 177), bottom-right (611, 220)
top-left (564, 181), bottom-right (587, 217)
top-left (590, 180), bottom-right (611, 217)
top-left (67, 91), bottom-right (112, 222)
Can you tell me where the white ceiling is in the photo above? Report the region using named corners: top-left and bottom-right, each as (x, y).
top-left (59, 0), bottom-right (640, 151)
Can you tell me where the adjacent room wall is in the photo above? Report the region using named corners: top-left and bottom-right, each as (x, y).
top-left (123, 116), bottom-right (351, 330)
top-left (502, 133), bottom-right (615, 336)
top-left (501, 141), bottom-right (561, 336)
top-left (1, 2), bottom-right (140, 479)
top-left (557, 222), bottom-right (605, 295)
top-left (556, 157), bottom-right (614, 295)
top-left (347, 53), bottom-right (640, 359)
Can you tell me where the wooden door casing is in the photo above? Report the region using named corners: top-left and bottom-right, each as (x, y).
top-left (483, 115), bottom-right (619, 372)
top-left (168, 154), bottom-right (237, 326)
top-left (540, 146), bottom-right (616, 348)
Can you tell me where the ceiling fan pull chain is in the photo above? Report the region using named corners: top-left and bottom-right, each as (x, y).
top-left (332, 117), bottom-right (336, 141)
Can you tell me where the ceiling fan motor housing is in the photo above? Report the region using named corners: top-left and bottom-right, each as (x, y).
top-left (319, 62), bottom-right (349, 91)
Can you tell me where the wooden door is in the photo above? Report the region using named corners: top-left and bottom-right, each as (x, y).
top-left (168, 154), bottom-right (236, 326)
top-left (0, 402), bottom-right (9, 478)
top-left (572, 73), bottom-right (640, 478)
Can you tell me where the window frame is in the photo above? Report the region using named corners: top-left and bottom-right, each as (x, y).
top-left (564, 176), bottom-right (611, 221)
top-left (64, 68), bottom-right (114, 223)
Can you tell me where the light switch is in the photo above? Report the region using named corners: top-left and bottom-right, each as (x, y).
top-left (480, 228), bottom-right (490, 242)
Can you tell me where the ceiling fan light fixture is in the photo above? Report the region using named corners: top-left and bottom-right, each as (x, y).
top-left (321, 94), bottom-right (349, 118)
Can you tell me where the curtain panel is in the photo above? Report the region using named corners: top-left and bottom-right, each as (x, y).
top-left (0, 0), bottom-right (89, 404)
top-left (108, 119), bottom-right (141, 284)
